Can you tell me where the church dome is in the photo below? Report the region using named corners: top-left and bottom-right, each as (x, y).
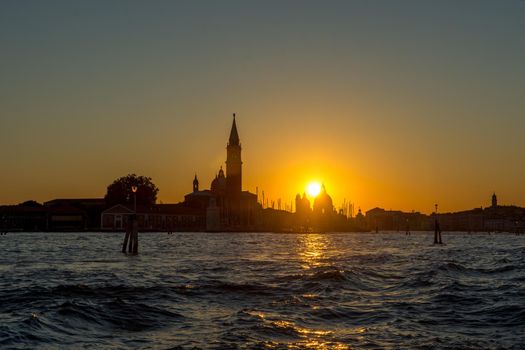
top-left (211, 167), bottom-right (226, 194)
top-left (313, 185), bottom-right (333, 214)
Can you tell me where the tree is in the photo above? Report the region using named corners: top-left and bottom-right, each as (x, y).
top-left (104, 174), bottom-right (159, 208)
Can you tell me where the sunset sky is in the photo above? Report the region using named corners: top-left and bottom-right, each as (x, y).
top-left (1, 1), bottom-right (524, 213)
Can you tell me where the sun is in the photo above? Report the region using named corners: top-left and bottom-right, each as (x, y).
top-left (306, 182), bottom-right (322, 198)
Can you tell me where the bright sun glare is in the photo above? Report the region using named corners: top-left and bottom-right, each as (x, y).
top-left (306, 182), bottom-right (321, 198)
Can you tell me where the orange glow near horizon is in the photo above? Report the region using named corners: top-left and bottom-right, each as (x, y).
top-left (1, 2), bottom-right (524, 216)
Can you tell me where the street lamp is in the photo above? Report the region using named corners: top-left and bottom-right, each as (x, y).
top-left (131, 185), bottom-right (138, 212)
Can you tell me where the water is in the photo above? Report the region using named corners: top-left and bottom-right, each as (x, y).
top-left (1, 232), bottom-right (524, 349)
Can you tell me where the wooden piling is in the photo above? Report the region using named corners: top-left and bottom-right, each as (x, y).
top-left (122, 214), bottom-right (139, 254)
top-left (434, 220), bottom-right (442, 244)
top-left (132, 230), bottom-right (138, 254)
top-left (122, 231), bottom-right (130, 253)
top-left (128, 216), bottom-right (138, 254)
top-left (128, 232), bottom-right (134, 253)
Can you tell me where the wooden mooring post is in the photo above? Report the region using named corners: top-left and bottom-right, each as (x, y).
top-left (122, 214), bottom-right (139, 254)
top-left (433, 204), bottom-right (443, 244)
top-left (434, 219), bottom-right (442, 244)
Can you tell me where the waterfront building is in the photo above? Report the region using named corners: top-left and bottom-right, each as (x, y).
top-left (313, 185), bottom-right (334, 215)
top-left (183, 115), bottom-right (260, 231)
top-left (365, 208), bottom-right (430, 231)
top-left (101, 204), bottom-right (204, 231)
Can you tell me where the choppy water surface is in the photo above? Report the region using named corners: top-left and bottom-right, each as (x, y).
top-left (1, 232), bottom-right (524, 349)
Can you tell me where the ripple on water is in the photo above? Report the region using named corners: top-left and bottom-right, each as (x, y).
top-left (0, 232), bottom-right (524, 349)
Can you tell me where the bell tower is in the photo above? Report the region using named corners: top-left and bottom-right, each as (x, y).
top-left (193, 174), bottom-right (199, 192)
top-left (492, 192), bottom-right (497, 208)
top-left (226, 113), bottom-right (242, 197)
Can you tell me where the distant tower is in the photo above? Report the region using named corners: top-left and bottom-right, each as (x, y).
top-left (226, 113), bottom-right (242, 196)
top-left (492, 192), bottom-right (497, 208)
top-left (193, 174), bottom-right (199, 192)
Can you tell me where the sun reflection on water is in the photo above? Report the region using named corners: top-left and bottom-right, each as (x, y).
top-left (269, 319), bottom-right (350, 350)
top-left (247, 235), bottom-right (359, 349)
top-left (247, 233), bottom-right (355, 350)
top-left (297, 234), bottom-right (329, 270)
top-left (245, 309), bottom-right (353, 349)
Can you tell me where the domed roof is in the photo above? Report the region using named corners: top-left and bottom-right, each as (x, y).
top-left (211, 167), bottom-right (226, 193)
top-left (313, 185), bottom-right (333, 214)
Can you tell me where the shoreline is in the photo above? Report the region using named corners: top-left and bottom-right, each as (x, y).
top-left (2, 230), bottom-right (523, 235)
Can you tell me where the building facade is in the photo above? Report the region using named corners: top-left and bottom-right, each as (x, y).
top-left (184, 115), bottom-right (260, 231)
top-left (101, 204), bottom-right (205, 231)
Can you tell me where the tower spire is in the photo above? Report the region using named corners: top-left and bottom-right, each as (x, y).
top-left (193, 173), bottom-right (199, 192)
top-left (226, 113), bottom-right (242, 198)
top-left (228, 113), bottom-right (240, 146)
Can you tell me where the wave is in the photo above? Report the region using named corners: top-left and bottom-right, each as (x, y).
top-left (437, 261), bottom-right (518, 276)
top-left (2, 232), bottom-right (525, 349)
top-left (465, 304), bottom-right (525, 327)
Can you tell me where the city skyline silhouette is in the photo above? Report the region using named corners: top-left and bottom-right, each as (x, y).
top-left (2, 116), bottom-right (522, 235)
top-left (2, 3), bottom-right (525, 349)
top-left (1, 1), bottom-right (524, 213)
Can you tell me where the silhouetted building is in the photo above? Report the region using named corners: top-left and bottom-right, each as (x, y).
top-left (182, 114), bottom-right (260, 231)
top-left (101, 204), bottom-right (204, 231)
top-left (46, 205), bottom-right (87, 231)
top-left (259, 208), bottom-right (295, 232)
top-left (294, 193), bottom-right (311, 231)
top-left (355, 207), bottom-right (366, 229)
top-left (226, 114), bottom-right (242, 197)
top-left (311, 185), bottom-right (336, 231)
top-left (313, 185), bottom-right (334, 215)
top-left (206, 197), bottom-right (221, 231)
top-left (0, 198), bottom-right (105, 231)
top-left (193, 174), bottom-right (199, 192)
top-left (366, 207), bottom-right (430, 231)
top-left (436, 208), bottom-right (484, 232)
top-left (295, 193), bottom-right (310, 215)
top-left (44, 198), bottom-right (105, 230)
top-left (482, 193), bottom-right (524, 232)
top-left (0, 203), bottom-right (47, 231)
top-left (184, 188), bottom-right (214, 210)
top-left (361, 194), bottom-right (525, 233)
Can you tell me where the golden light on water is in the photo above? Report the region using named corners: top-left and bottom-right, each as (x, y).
top-left (298, 234), bottom-right (328, 269)
top-left (306, 182), bottom-right (322, 198)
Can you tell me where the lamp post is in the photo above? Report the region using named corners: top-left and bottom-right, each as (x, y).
top-left (123, 185), bottom-right (139, 254)
top-left (131, 185), bottom-right (138, 212)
